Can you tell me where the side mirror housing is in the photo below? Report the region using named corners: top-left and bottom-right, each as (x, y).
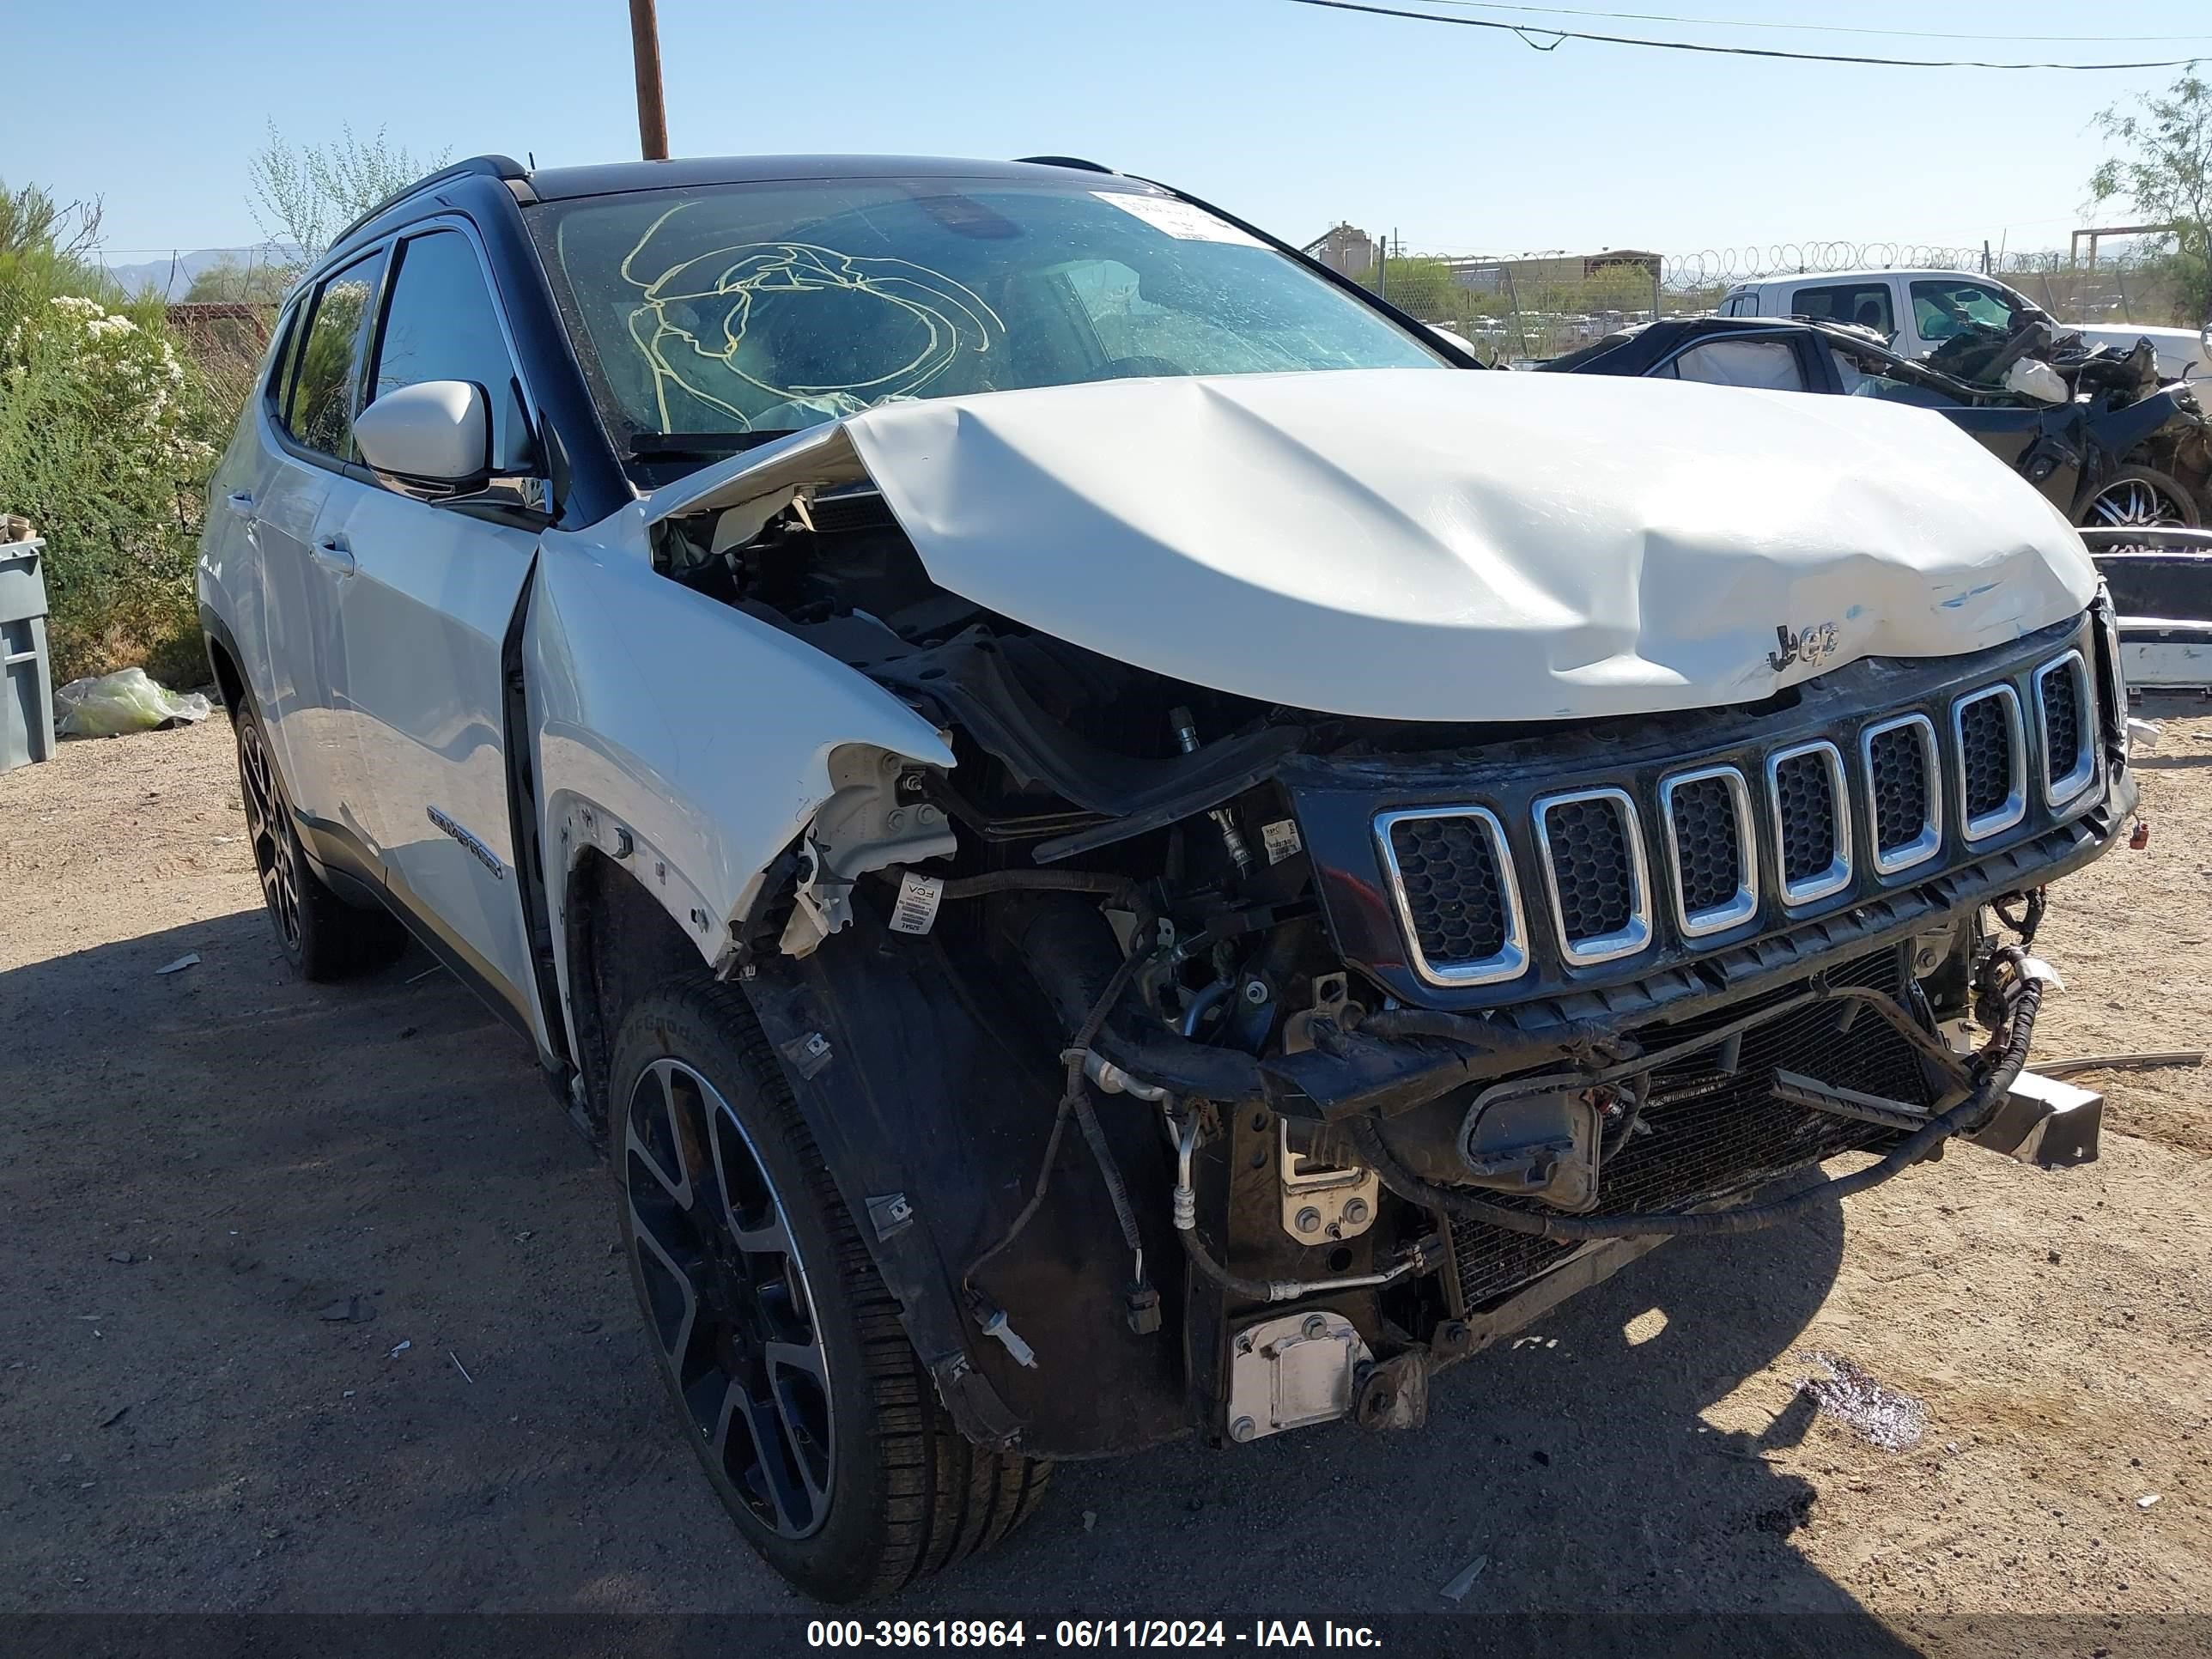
top-left (354, 380), bottom-right (490, 486)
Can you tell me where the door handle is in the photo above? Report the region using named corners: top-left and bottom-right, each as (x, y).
top-left (225, 490), bottom-right (257, 519)
top-left (311, 532), bottom-right (357, 575)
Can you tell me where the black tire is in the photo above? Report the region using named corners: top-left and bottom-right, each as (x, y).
top-left (2076, 464), bottom-right (2203, 532)
top-left (232, 696), bottom-right (406, 982)
top-left (611, 975), bottom-right (1051, 1602)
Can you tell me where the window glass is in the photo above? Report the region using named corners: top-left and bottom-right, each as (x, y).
top-left (1660, 338), bottom-right (1805, 391)
top-left (284, 248), bottom-right (388, 461)
top-left (1790, 283), bottom-right (1893, 337)
top-left (1910, 279), bottom-right (2024, 343)
top-left (371, 229), bottom-right (532, 471)
top-left (532, 178), bottom-right (1444, 449)
top-left (264, 302), bottom-right (306, 411)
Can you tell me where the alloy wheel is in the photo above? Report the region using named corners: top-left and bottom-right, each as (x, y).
top-left (2087, 477), bottom-right (2189, 531)
top-left (624, 1057), bottom-right (836, 1539)
top-left (238, 717), bottom-right (301, 953)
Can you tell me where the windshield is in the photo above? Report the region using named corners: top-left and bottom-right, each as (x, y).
top-left (527, 175), bottom-right (1445, 455)
top-left (1911, 279), bottom-right (2029, 343)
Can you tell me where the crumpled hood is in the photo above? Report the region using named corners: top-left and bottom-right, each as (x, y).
top-left (647, 367), bottom-right (2096, 723)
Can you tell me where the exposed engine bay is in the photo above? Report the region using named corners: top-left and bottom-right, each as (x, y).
top-left (646, 462), bottom-right (2136, 1459)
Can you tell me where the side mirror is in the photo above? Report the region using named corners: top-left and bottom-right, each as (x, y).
top-left (354, 380), bottom-right (490, 486)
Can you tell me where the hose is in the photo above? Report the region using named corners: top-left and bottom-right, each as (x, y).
top-left (1175, 1222), bottom-right (1416, 1303)
top-left (1344, 967), bottom-right (2043, 1243)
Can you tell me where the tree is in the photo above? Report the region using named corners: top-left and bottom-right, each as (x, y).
top-left (2090, 72), bottom-right (2212, 326)
top-left (247, 123), bottom-right (451, 262)
top-left (183, 255), bottom-right (293, 304)
top-left (0, 180), bottom-right (113, 331)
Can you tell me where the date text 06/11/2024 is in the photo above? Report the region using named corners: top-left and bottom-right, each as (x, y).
top-left (805, 1620), bottom-right (1384, 1649)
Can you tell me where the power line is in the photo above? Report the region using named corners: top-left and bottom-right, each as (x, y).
top-left (1412, 0), bottom-right (2212, 46)
top-left (1282, 0), bottom-right (2209, 70)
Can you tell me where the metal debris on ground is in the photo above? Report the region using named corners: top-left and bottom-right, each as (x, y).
top-left (386, 1340), bottom-right (410, 1359)
top-left (1439, 1553), bottom-right (1489, 1602)
top-left (449, 1351), bottom-right (474, 1384)
top-left (2040, 1050), bottom-right (2204, 1080)
top-left (154, 953), bottom-right (200, 975)
top-left (1798, 1352), bottom-right (1928, 1451)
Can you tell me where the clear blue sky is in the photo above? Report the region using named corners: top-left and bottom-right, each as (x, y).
top-left (12, 0), bottom-right (2208, 262)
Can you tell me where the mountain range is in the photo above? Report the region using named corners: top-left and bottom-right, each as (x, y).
top-left (103, 245), bottom-right (302, 300)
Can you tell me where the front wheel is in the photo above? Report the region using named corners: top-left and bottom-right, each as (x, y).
top-left (2076, 464), bottom-right (2203, 533)
top-left (612, 975), bottom-right (1050, 1601)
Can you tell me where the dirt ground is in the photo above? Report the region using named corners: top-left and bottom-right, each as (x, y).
top-left (2, 705), bottom-right (2208, 1644)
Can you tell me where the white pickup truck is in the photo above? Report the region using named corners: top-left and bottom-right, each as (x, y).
top-left (1720, 267), bottom-right (2210, 382)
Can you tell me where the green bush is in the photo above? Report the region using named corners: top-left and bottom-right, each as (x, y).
top-left (0, 189), bottom-right (238, 688)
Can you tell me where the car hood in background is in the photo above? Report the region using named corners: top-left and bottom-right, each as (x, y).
top-left (2066, 323), bottom-right (2209, 386)
top-left (641, 368), bottom-right (2096, 724)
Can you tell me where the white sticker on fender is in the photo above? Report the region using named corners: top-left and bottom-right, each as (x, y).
top-left (1261, 819), bottom-right (1304, 866)
top-left (890, 871), bottom-right (945, 935)
top-left (1092, 191), bottom-right (1268, 246)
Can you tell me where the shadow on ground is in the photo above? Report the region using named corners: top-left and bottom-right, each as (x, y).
top-left (0, 910), bottom-right (1912, 1648)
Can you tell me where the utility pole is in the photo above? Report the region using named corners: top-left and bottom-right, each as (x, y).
top-left (629, 0), bottom-right (670, 161)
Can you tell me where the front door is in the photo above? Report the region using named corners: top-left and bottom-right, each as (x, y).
top-left (322, 222), bottom-right (549, 1027)
top-left (253, 246), bottom-right (388, 834)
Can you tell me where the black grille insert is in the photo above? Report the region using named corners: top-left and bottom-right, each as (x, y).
top-left (1541, 795), bottom-right (1636, 944)
top-left (1449, 947), bottom-right (1927, 1311)
top-left (1773, 748), bottom-right (1840, 890)
top-left (1958, 692), bottom-right (2016, 825)
top-left (1388, 814), bottom-right (1510, 969)
top-left (2042, 659), bottom-right (2083, 787)
top-left (1669, 774), bottom-right (1743, 918)
top-left (1867, 722), bottom-right (1932, 857)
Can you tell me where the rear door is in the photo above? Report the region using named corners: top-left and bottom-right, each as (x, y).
top-left (316, 220), bottom-right (549, 1024)
top-left (255, 246), bottom-right (390, 836)
top-left (1785, 280), bottom-right (1898, 342)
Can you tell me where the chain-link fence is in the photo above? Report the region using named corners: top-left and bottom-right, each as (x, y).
top-left (1325, 234), bottom-right (2191, 365)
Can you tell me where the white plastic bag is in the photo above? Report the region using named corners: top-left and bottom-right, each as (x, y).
top-left (53, 667), bottom-right (213, 738)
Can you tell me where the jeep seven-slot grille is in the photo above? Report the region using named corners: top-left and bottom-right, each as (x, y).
top-left (1388, 815), bottom-right (1510, 969)
top-left (1449, 947), bottom-right (1924, 1310)
top-left (1669, 774), bottom-right (1742, 915)
top-left (1772, 750), bottom-right (1838, 886)
top-left (1958, 693), bottom-right (2015, 822)
top-left (1540, 797), bottom-right (1635, 943)
top-left (1867, 722), bottom-right (1935, 864)
top-left (1370, 642), bottom-right (2101, 987)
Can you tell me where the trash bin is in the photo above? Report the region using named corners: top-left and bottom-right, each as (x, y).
top-left (1, 535), bottom-right (57, 771)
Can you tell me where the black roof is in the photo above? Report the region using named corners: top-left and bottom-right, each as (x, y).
top-left (523, 153), bottom-right (1125, 201)
top-left (317, 151), bottom-right (1144, 275)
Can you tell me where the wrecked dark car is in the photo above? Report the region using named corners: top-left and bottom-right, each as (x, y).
top-left (1547, 313), bottom-right (2212, 530)
top-left (198, 153), bottom-right (2136, 1601)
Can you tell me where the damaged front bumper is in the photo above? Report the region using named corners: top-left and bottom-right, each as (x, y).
top-left (1086, 610), bottom-right (2133, 1133)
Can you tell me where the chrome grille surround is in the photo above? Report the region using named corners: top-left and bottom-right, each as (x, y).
top-left (1952, 684), bottom-right (2027, 842)
top-left (1373, 805), bottom-right (1530, 988)
top-left (1657, 765), bottom-right (1758, 938)
top-left (1860, 713), bottom-right (1942, 876)
top-left (1765, 739), bottom-right (1852, 906)
top-left (2034, 649), bottom-right (2096, 807)
top-left (1532, 787), bottom-right (1653, 966)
